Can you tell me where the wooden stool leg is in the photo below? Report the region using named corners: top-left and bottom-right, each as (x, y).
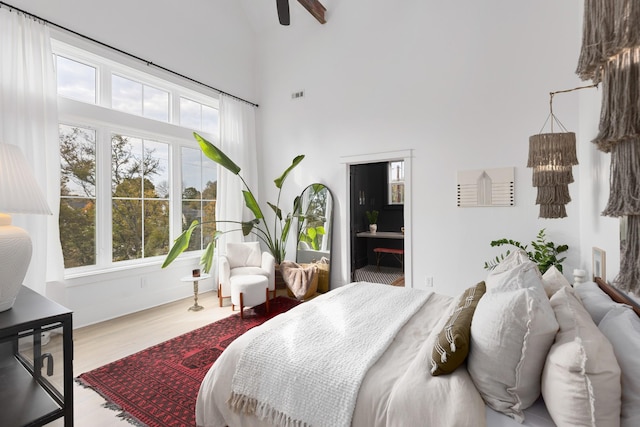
top-left (218, 283), bottom-right (223, 307)
top-left (240, 292), bottom-right (244, 319)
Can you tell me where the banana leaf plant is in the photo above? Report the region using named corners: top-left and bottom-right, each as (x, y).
top-left (162, 132), bottom-right (304, 272)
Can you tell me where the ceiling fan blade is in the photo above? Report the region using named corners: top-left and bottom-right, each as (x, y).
top-left (276, 0), bottom-right (290, 25)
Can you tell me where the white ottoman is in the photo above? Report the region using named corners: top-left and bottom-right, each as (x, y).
top-left (230, 274), bottom-right (270, 319)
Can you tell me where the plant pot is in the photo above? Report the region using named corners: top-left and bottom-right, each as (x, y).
top-left (369, 224), bottom-right (377, 233)
top-left (274, 264), bottom-right (287, 290)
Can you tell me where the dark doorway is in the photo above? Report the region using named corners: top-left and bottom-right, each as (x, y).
top-left (350, 162), bottom-right (404, 284)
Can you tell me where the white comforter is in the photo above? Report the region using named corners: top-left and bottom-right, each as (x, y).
top-left (196, 282), bottom-right (488, 427)
top-left (228, 282), bottom-right (432, 427)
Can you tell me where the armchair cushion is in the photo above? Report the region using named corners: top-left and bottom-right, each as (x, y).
top-left (231, 266), bottom-right (270, 279)
top-left (226, 242), bottom-right (262, 269)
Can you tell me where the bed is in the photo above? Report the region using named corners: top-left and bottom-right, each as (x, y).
top-left (195, 250), bottom-right (640, 427)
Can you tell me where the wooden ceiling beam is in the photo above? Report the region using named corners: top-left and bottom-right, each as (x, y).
top-left (297, 0), bottom-right (327, 24)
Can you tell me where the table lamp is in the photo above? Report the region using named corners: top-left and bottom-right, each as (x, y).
top-left (0, 143), bottom-right (52, 312)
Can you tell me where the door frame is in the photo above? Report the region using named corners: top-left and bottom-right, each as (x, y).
top-left (340, 149), bottom-right (413, 288)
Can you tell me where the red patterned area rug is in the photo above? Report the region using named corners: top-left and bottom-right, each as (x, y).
top-left (77, 297), bottom-right (300, 427)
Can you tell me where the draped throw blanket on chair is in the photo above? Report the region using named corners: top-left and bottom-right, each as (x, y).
top-left (577, 0), bottom-right (640, 293)
top-left (279, 260), bottom-right (318, 300)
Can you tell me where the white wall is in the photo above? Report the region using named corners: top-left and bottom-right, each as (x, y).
top-left (255, 0), bottom-right (585, 296)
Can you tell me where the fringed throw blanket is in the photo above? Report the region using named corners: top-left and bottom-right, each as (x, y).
top-left (279, 260), bottom-right (317, 300)
top-left (228, 282), bottom-right (432, 427)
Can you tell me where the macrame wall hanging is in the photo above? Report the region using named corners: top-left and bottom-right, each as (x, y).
top-left (527, 88), bottom-right (593, 219)
top-left (577, 0), bottom-right (640, 293)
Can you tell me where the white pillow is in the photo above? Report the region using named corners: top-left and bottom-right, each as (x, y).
top-left (574, 281), bottom-right (621, 324)
top-left (541, 265), bottom-right (571, 298)
top-left (599, 305), bottom-right (640, 427)
top-left (542, 286), bottom-right (621, 427)
top-left (225, 242), bottom-right (262, 269)
top-left (469, 250), bottom-right (558, 422)
top-left (485, 249), bottom-right (539, 291)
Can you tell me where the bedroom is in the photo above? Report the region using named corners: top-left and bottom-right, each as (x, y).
top-left (2, 0), bottom-right (618, 328)
top-left (0, 0), bottom-right (636, 425)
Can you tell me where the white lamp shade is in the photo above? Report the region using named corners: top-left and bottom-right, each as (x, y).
top-left (0, 143), bottom-right (51, 215)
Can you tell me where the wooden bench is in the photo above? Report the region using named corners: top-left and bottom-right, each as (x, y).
top-left (373, 247), bottom-right (404, 271)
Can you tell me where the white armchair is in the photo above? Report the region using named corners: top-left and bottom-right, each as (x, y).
top-left (218, 242), bottom-right (276, 307)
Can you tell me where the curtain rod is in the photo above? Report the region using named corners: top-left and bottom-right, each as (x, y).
top-left (0, 1), bottom-right (259, 108)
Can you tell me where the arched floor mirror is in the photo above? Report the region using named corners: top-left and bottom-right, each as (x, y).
top-left (295, 183), bottom-right (333, 292)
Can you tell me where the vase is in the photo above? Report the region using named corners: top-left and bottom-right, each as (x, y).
top-left (369, 224), bottom-right (377, 233)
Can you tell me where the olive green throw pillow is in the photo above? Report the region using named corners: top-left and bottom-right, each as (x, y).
top-left (430, 281), bottom-right (486, 376)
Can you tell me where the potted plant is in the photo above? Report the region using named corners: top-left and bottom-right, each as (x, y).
top-left (483, 228), bottom-right (568, 274)
top-left (366, 210), bottom-right (379, 233)
top-left (162, 132), bottom-right (304, 273)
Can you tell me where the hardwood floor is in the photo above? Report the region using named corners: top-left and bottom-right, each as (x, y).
top-left (44, 290), bottom-right (236, 426)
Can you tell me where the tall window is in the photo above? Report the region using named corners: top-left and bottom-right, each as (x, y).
top-left (59, 124), bottom-right (96, 268)
top-left (181, 147), bottom-right (217, 251)
top-left (111, 136), bottom-right (169, 261)
top-left (55, 41), bottom-right (219, 273)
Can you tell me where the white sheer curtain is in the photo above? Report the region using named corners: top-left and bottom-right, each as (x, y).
top-left (215, 94), bottom-right (258, 257)
top-left (0, 8), bottom-right (64, 294)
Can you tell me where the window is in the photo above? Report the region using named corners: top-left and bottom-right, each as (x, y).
top-left (56, 55), bottom-right (96, 104)
top-left (181, 147), bottom-right (217, 251)
top-left (59, 124), bottom-right (96, 268)
top-left (112, 74), bottom-right (170, 122)
top-left (111, 135), bottom-right (169, 262)
top-left (180, 97), bottom-right (219, 134)
top-left (388, 161), bottom-right (405, 205)
top-left (55, 41), bottom-right (220, 274)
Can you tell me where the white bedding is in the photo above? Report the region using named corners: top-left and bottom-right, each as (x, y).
top-left (229, 282), bottom-right (431, 427)
top-left (196, 282), bottom-right (555, 427)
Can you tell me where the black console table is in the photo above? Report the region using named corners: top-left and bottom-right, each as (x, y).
top-left (0, 286), bottom-right (73, 426)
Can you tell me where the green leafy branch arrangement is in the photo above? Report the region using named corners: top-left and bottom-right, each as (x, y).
top-left (483, 228), bottom-right (569, 274)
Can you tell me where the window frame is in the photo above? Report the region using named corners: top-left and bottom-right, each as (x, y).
top-left (387, 160), bottom-right (405, 206)
top-left (53, 37), bottom-right (220, 279)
